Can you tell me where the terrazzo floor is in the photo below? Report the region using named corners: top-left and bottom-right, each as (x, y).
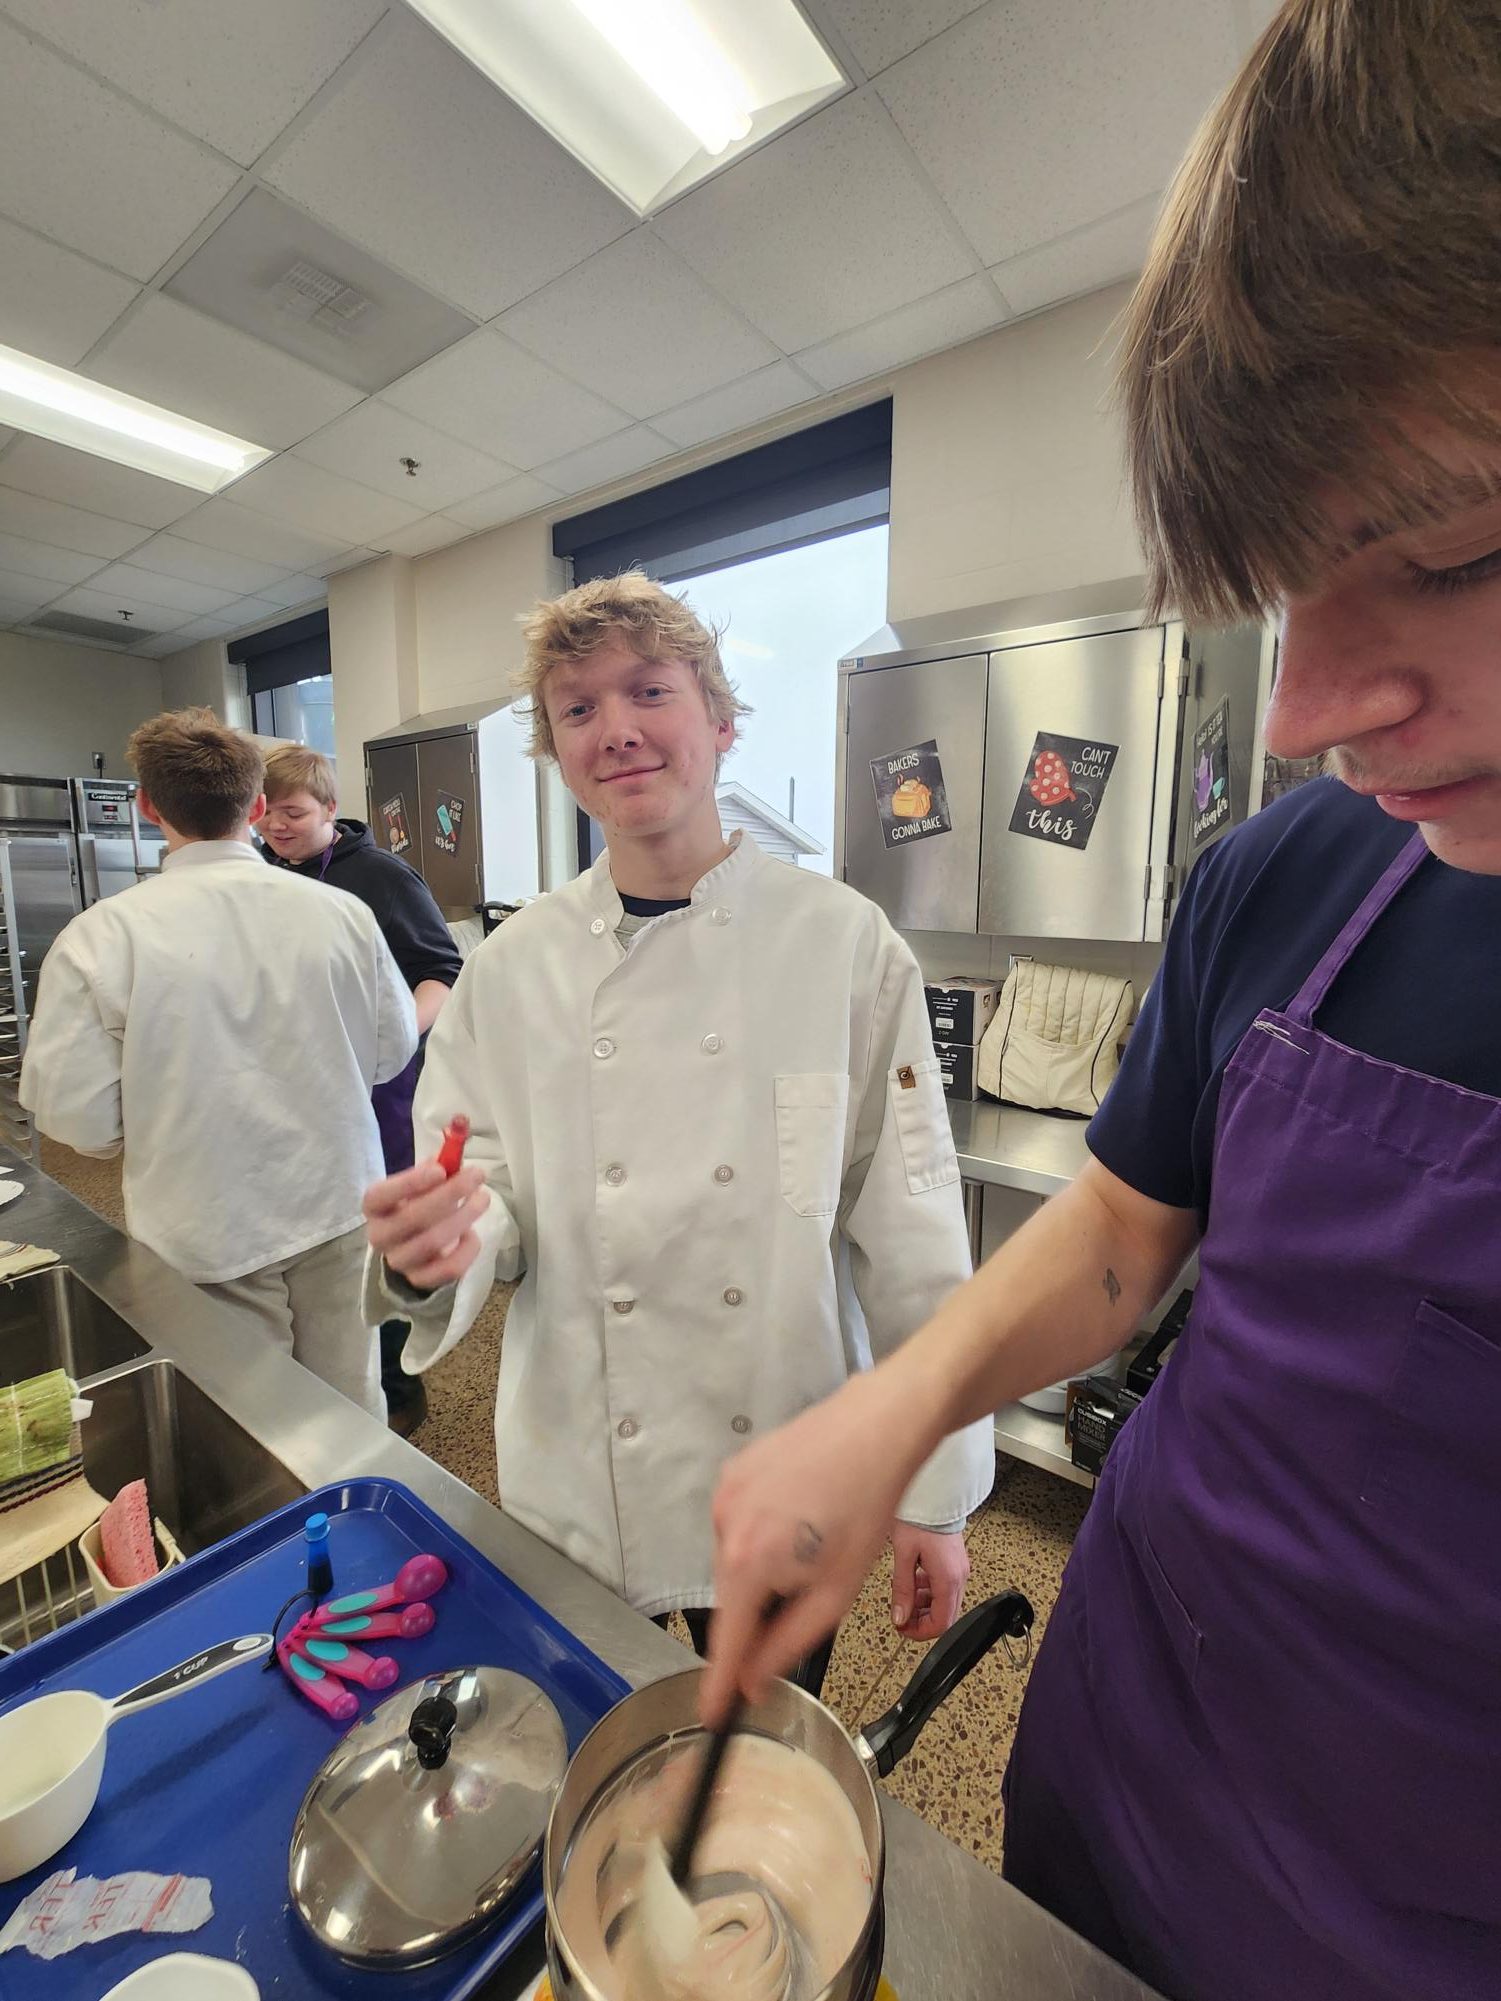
top-left (39, 1137), bottom-right (1089, 1875)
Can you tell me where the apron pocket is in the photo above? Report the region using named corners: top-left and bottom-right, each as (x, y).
top-left (1361, 1298), bottom-right (1501, 1529)
top-left (888, 1057), bottom-right (961, 1194)
top-left (1133, 1518), bottom-right (1203, 1685)
top-left (774, 1073), bottom-right (849, 1218)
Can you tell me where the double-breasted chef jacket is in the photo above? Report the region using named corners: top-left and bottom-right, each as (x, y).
top-left (369, 834), bottom-right (994, 1616)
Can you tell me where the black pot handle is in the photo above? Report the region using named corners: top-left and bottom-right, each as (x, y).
top-left (409, 1694), bottom-right (458, 1769)
top-left (858, 1590), bottom-right (1034, 1779)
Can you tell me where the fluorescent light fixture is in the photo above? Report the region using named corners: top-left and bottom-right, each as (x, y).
top-left (0, 342), bottom-right (273, 494)
top-left (401, 0), bottom-right (845, 215)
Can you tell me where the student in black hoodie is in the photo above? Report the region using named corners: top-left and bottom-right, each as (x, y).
top-left (260, 744), bottom-right (461, 1432)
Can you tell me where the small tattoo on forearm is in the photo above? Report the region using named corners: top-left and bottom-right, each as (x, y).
top-left (1103, 1267), bottom-right (1122, 1307)
top-left (793, 1521), bottom-right (824, 1565)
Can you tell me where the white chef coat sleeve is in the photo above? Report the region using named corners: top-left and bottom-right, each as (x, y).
top-left (839, 939), bottom-right (994, 1529)
top-left (18, 926), bottom-right (124, 1159)
top-left (370, 923), bottom-right (419, 1085)
top-left (360, 957), bottom-right (523, 1364)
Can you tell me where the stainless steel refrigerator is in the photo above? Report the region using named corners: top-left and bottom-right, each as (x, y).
top-left (0, 778), bottom-right (79, 1159)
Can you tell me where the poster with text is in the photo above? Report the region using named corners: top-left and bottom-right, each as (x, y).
top-left (380, 793), bottom-right (410, 856)
top-left (870, 739), bottom-right (952, 850)
top-left (1190, 700), bottom-right (1232, 852)
top-left (1008, 734), bottom-right (1119, 851)
top-left (433, 789), bottom-right (465, 856)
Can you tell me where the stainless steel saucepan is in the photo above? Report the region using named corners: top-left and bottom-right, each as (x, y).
top-left (543, 1590), bottom-right (1035, 2001)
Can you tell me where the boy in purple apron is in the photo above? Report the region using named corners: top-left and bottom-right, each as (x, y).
top-left (702, 5), bottom-right (1501, 1995)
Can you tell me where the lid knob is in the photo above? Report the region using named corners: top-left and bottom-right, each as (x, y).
top-left (409, 1693), bottom-right (458, 1769)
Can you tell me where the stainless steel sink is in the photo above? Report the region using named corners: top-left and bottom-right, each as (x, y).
top-left (2, 1357), bottom-right (305, 1654)
top-left (82, 1359), bottom-right (306, 1557)
top-left (0, 1265), bottom-right (150, 1385)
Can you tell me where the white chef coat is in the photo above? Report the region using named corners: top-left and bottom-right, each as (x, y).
top-left (21, 840), bottom-right (416, 1283)
top-left (369, 835), bottom-right (993, 1616)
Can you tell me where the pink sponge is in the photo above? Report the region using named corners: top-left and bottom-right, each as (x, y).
top-left (99, 1479), bottom-right (160, 1588)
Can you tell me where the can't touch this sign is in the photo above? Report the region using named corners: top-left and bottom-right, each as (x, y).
top-left (1008, 733), bottom-right (1119, 851)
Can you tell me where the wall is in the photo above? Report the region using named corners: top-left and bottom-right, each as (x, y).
top-left (328, 555), bottom-right (420, 790)
top-left (0, 633), bottom-right (163, 777)
top-left (413, 514), bottom-right (561, 711)
top-left (887, 282), bottom-right (1139, 621)
top-left (159, 639), bottom-right (251, 732)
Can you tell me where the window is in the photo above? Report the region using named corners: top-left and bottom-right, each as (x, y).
top-left (665, 525), bottom-right (888, 875)
top-left (229, 608), bottom-right (335, 758)
top-left (251, 675), bottom-right (336, 754)
top-left (556, 403), bottom-right (892, 874)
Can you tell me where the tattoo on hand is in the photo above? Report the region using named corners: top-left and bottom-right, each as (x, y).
top-left (1103, 1267), bottom-right (1122, 1307)
top-left (793, 1521), bottom-right (824, 1565)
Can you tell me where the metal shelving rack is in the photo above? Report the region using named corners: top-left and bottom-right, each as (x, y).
top-left (0, 839), bottom-right (39, 1163)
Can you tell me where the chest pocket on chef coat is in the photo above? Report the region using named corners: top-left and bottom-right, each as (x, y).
top-left (775, 1074), bottom-right (850, 1217)
top-left (888, 1057), bottom-right (961, 1195)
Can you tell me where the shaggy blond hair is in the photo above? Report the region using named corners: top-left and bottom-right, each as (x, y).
top-left (1121, 0), bottom-right (1501, 622)
top-left (127, 708), bottom-right (264, 840)
top-left (263, 743), bottom-right (337, 808)
top-left (515, 572), bottom-right (751, 761)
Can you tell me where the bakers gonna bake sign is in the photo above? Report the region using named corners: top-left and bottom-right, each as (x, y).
top-left (871, 739), bottom-right (953, 850)
top-left (1007, 732), bottom-right (1120, 851)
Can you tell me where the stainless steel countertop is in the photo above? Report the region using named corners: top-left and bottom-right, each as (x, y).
top-left (0, 1149), bottom-right (1159, 2001)
top-left (949, 1100), bottom-right (1091, 1195)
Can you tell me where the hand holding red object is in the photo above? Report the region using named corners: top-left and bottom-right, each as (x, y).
top-left (436, 1115), bottom-right (470, 1178)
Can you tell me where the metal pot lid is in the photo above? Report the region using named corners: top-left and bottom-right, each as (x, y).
top-left (289, 1664), bottom-right (568, 1967)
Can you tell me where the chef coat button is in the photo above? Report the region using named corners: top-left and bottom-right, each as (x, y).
top-left (710, 906), bottom-right (731, 925)
top-left (714, 1164), bottom-right (734, 1184)
top-left (723, 1287), bottom-right (744, 1307)
top-left (612, 1298), bottom-right (635, 1315)
top-left (590, 916), bottom-right (606, 936)
top-left (731, 1415), bottom-right (752, 1436)
top-left (617, 1417), bottom-right (639, 1440)
top-left (593, 1037), bottom-right (615, 1060)
top-left (701, 1033), bottom-right (723, 1055)
top-left (605, 1163), bottom-right (626, 1186)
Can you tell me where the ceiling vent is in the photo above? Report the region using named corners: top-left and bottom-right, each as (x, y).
top-left (28, 611), bottom-right (163, 647)
top-left (273, 260), bottom-right (374, 337)
top-left (165, 189), bottom-right (475, 393)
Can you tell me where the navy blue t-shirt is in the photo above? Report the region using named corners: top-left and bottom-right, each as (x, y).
top-left (1088, 777), bottom-right (1501, 1223)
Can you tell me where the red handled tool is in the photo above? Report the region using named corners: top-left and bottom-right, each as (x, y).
top-left (436, 1115), bottom-right (470, 1178)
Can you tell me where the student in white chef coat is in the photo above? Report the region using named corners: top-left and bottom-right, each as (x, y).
top-left (364, 574), bottom-right (994, 1678)
top-left (21, 709), bottom-right (417, 1418)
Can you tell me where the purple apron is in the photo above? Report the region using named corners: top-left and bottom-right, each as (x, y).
top-left (1004, 832), bottom-right (1501, 2000)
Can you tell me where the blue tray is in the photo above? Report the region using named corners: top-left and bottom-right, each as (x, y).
top-left (0, 1478), bottom-right (629, 1999)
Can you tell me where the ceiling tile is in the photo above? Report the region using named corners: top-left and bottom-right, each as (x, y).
top-left (990, 197), bottom-right (1161, 318)
top-left (167, 498), bottom-right (354, 572)
top-left (1, 0), bottom-right (388, 169)
top-left (536, 426), bottom-right (673, 499)
top-left (445, 472), bottom-right (563, 534)
top-left (219, 455), bottom-right (426, 545)
top-left (0, 216), bottom-right (139, 368)
top-left (249, 573), bottom-right (327, 609)
top-left (83, 561), bottom-right (241, 617)
top-left (877, 0), bottom-right (1239, 267)
top-left (319, 548), bottom-right (377, 577)
top-left (0, 437), bottom-right (205, 528)
top-left (653, 361), bottom-right (821, 449)
top-left (48, 584), bottom-right (191, 632)
top-left (383, 331), bottom-right (628, 472)
top-left (370, 516), bottom-right (472, 559)
top-left (172, 597), bottom-right (291, 641)
top-left (265, 10), bottom-right (633, 319)
top-left (0, 529), bottom-right (106, 586)
top-left (132, 630), bottom-right (203, 658)
top-left (121, 531), bottom-right (288, 597)
top-left (293, 403), bottom-right (515, 510)
top-left (815, 0), bottom-right (989, 76)
top-left (796, 274), bottom-right (1009, 389)
top-left (497, 231), bottom-right (778, 421)
top-left (0, 567), bottom-right (62, 611)
top-left (0, 488), bottom-right (146, 560)
top-left (0, 17), bottom-right (240, 281)
top-left (86, 296), bottom-right (361, 451)
top-left (656, 91), bottom-right (973, 353)
top-left (0, 595), bottom-right (49, 624)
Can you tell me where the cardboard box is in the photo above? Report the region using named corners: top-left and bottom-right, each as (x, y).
top-left (934, 1041), bottom-right (978, 1100)
top-left (925, 978), bottom-right (1000, 1047)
